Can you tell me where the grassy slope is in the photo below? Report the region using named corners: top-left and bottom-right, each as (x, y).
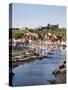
top-left (11, 28), bottom-right (66, 39)
top-left (48, 28), bottom-right (66, 35)
top-left (47, 28), bottom-right (66, 39)
top-left (12, 29), bottom-right (29, 38)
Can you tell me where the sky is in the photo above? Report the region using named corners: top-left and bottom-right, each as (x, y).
top-left (11, 3), bottom-right (66, 28)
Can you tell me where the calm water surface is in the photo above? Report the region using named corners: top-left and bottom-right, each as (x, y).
top-left (12, 47), bottom-right (66, 86)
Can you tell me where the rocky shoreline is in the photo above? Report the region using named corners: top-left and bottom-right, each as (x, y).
top-left (51, 60), bottom-right (66, 84)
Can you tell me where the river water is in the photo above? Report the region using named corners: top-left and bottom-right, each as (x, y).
top-left (12, 46), bottom-right (66, 86)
